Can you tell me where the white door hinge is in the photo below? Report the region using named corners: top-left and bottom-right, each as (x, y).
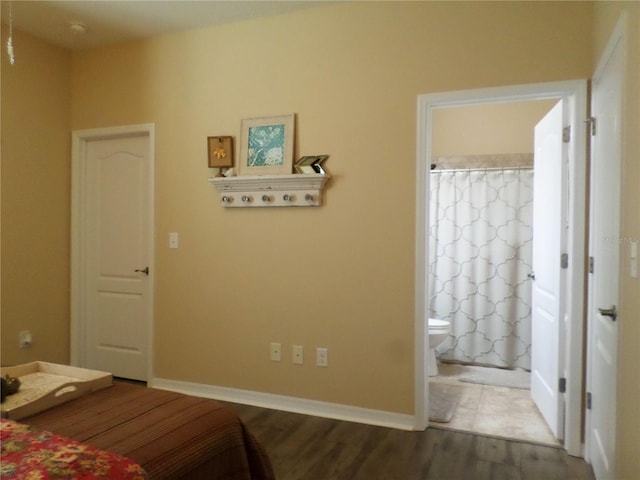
top-left (585, 117), bottom-right (596, 136)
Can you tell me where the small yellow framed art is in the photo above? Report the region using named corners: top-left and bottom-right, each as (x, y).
top-left (208, 136), bottom-right (234, 168)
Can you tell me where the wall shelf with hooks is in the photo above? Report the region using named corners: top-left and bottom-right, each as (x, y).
top-left (209, 174), bottom-right (330, 208)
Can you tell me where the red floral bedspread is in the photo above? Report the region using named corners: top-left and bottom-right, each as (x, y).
top-left (0, 418), bottom-right (147, 479)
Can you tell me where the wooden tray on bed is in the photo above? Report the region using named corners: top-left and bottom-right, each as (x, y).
top-left (1, 361), bottom-right (112, 420)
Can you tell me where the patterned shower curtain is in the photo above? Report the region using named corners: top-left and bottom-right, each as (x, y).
top-left (428, 168), bottom-right (534, 370)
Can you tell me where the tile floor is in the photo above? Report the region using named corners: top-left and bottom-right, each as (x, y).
top-left (429, 362), bottom-right (560, 447)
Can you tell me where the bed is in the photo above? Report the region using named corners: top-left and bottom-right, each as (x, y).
top-left (2, 381), bottom-right (274, 480)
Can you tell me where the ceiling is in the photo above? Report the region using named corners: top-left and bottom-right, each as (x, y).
top-left (1, 1), bottom-right (327, 51)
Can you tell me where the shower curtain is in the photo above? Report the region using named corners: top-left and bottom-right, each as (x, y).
top-left (428, 168), bottom-right (533, 370)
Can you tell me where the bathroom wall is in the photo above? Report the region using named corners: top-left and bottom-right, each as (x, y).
top-left (432, 100), bottom-right (558, 157)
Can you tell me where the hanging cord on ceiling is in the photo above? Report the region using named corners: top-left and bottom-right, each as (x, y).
top-left (7, 1), bottom-right (15, 65)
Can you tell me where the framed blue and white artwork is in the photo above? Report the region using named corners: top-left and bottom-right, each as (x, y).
top-left (239, 114), bottom-right (295, 176)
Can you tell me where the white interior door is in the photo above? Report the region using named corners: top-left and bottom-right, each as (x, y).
top-left (586, 26), bottom-right (622, 480)
top-left (530, 100), bottom-right (566, 439)
top-left (73, 126), bottom-right (154, 381)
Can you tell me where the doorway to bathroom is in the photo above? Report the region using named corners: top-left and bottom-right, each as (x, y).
top-left (427, 158), bottom-right (547, 444)
top-left (415, 80), bottom-right (588, 457)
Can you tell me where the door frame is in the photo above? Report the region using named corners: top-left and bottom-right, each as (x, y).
top-left (415, 80), bottom-right (587, 456)
top-left (70, 123), bottom-right (155, 380)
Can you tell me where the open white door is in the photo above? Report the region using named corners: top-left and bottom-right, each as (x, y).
top-left (72, 125), bottom-right (154, 381)
top-left (586, 22), bottom-right (623, 480)
top-left (530, 100), bottom-right (566, 439)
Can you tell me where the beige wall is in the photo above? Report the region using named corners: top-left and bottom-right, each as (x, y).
top-left (432, 100), bottom-right (558, 157)
top-left (0, 28), bottom-right (71, 365)
top-left (66, 1), bottom-right (593, 414)
top-left (592, 3), bottom-right (640, 479)
top-left (4, 1), bottom-right (638, 475)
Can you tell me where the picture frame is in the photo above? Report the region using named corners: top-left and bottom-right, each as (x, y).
top-left (295, 155), bottom-right (329, 174)
top-left (238, 114), bottom-right (295, 176)
top-left (208, 136), bottom-right (234, 168)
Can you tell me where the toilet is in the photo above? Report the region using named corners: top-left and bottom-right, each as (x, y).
top-left (428, 318), bottom-right (451, 376)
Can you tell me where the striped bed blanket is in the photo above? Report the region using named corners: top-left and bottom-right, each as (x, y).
top-left (9, 381), bottom-right (274, 480)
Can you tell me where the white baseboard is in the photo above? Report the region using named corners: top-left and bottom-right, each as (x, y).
top-left (150, 377), bottom-right (417, 431)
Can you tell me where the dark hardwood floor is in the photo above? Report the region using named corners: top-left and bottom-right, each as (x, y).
top-left (227, 403), bottom-right (596, 480)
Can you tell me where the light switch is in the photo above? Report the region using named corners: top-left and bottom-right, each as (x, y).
top-left (169, 232), bottom-right (179, 249)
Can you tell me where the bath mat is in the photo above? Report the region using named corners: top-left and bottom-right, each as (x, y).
top-left (458, 365), bottom-right (530, 390)
top-left (429, 383), bottom-right (463, 423)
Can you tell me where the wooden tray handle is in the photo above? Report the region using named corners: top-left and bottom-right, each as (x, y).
top-left (41, 381), bottom-right (92, 403)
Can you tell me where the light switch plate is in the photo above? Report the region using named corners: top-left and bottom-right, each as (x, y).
top-left (316, 347), bottom-right (328, 367)
top-left (169, 232), bottom-right (179, 249)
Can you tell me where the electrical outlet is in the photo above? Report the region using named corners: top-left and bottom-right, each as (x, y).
top-left (292, 345), bottom-right (304, 365)
top-left (19, 330), bottom-right (32, 348)
top-left (316, 348), bottom-right (328, 367)
top-left (270, 342), bottom-right (281, 361)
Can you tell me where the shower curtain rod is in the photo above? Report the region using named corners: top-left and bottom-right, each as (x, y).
top-left (431, 166), bottom-right (533, 173)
